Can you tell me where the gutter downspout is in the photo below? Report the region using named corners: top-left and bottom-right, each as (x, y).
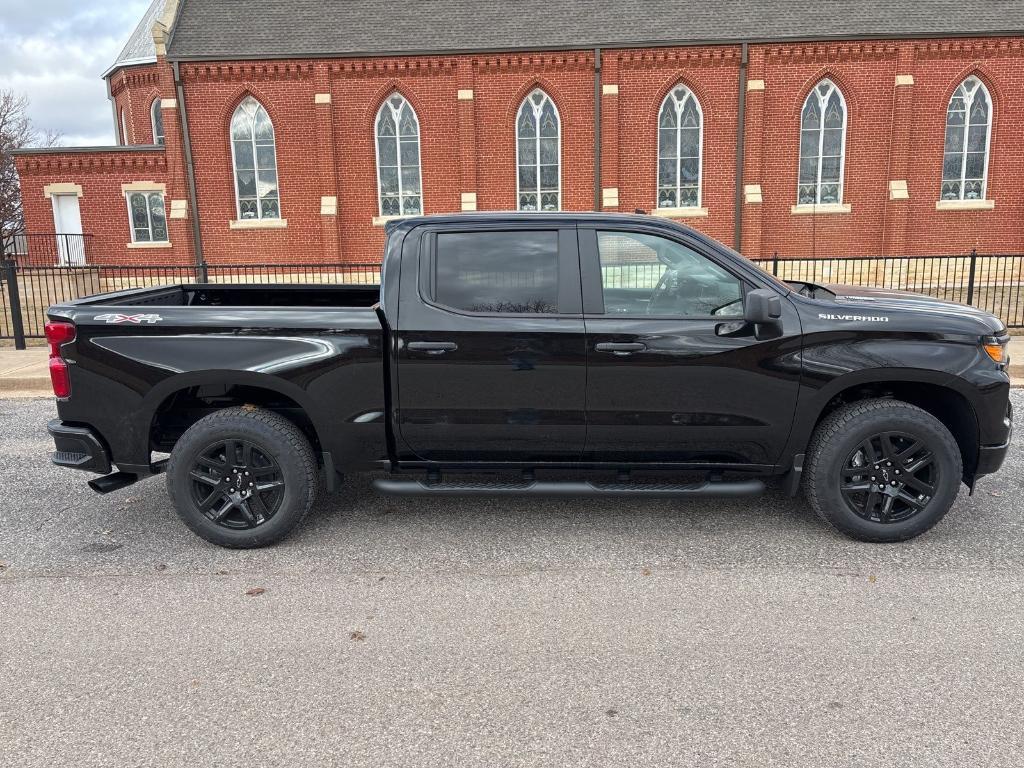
top-left (593, 47), bottom-right (602, 212)
top-left (733, 42), bottom-right (748, 251)
top-left (172, 60), bottom-right (205, 277)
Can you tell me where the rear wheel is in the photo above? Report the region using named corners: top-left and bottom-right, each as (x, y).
top-left (804, 399), bottom-right (962, 542)
top-left (166, 407), bottom-right (317, 548)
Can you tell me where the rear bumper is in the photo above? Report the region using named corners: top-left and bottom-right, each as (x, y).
top-left (47, 420), bottom-right (112, 475)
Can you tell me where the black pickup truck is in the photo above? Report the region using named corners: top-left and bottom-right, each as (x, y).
top-left (45, 213), bottom-right (1012, 547)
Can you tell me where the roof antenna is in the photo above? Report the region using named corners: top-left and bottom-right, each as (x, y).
top-left (634, 208), bottom-right (647, 215)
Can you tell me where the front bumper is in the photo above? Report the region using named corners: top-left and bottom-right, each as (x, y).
top-left (976, 398), bottom-right (1012, 478)
top-left (976, 433), bottom-right (1011, 477)
top-left (47, 420), bottom-right (112, 475)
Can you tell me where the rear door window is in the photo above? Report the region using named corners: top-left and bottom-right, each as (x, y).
top-left (431, 230), bottom-right (560, 314)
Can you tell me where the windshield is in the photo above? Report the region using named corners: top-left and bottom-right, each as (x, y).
top-left (714, 242), bottom-right (792, 293)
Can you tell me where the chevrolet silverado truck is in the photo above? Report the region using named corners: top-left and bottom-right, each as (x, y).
top-left (44, 213), bottom-right (1012, 547)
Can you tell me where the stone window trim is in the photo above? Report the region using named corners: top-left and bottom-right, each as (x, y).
top-left (650, 206), bottom-right (709, 218)
top-left (935, 199), bottom-right (995, 211)
top-left (790, 203), bottom-right (852, 215)
top-left (127, 241), bottom-right (173, 249)
top-left (43, 183), bottom-right (84, 199)
top-left (121, 181), bottom-right (166, 193)
top-left (229, 218), bottom-right (289, 229)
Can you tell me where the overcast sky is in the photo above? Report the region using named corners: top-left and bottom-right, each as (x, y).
top-left (0, 0), bottom-right (150, 146)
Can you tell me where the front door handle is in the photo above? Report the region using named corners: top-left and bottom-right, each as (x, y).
top-left (407, 341), bottom-right (458, 355)
top-left (595, 342), bottom-right (647, 355)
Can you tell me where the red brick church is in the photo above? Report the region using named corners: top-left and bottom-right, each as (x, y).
top-left (12, 0), bottom-right (1024, 266)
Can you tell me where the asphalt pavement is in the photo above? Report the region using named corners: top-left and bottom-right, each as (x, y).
top-left (2, 395), bottom-right (1024, 767)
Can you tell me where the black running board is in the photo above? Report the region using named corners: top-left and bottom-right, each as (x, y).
top-left (88, 471), bottom-right (139, 494)
top-left (373, 478), bottom-right (765, 498)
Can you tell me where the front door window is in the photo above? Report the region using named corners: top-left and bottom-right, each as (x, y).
top-left (595, 231), bottom-right (744, 318)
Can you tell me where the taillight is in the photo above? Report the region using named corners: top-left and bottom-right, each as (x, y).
top-left (44, 321), bottom-right (75, 398)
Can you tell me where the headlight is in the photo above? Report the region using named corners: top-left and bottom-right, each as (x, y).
top-left (982, 335), bottom-right (1009, 366)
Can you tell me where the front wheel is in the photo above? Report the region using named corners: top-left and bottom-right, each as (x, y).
top-left (166, 407), bottom-right (318, 548)
top-left (804, 399), bottom-right (963, 542)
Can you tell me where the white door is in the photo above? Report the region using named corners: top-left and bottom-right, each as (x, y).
top-left (51, 194), bottom-right (84, 265)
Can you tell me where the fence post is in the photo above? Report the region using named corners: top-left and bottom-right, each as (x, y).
top-left (966, 248), bottom-right (977, 306)
top-left (2, 257), bottom-right (27, 350)
top-left (772, 251), bottom-right (779, 276)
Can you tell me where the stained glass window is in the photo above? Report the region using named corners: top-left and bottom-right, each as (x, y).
top-left (151, 99), bottom-right (164, 145)
top-left (657, 85), bottom-right (703, 209)
top-left (376, 94), bottom-right (422, 217)
top-left (941, 77), bottom-right (991, 201)
top-left (230, 96), bottom-right (280, 220)
top-left (797, 80), bottom-right (846, 205)
top-left (516, 89), bottom-right (560, 211)
top-left (126, 191), bottom-right (168, 243)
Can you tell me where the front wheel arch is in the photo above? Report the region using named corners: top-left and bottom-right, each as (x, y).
top-left (799, 379), bottom-right (979, 482)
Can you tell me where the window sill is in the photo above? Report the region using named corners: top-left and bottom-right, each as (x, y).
top-left (790, 203), bottom-right (851, 215)
top-left (651, 206), bottom-right (709, 219)
top-left (372, 215), bottom-right (406, 227)
top-left (127, 241), bottom-right (172, 249)
top-left (229, 218), bottom-right (288, 229)
top-left (935, 199), bottom-right (995, 211)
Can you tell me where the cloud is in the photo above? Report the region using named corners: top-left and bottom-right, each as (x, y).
top-left (0, 0), bottom-right (151, 145)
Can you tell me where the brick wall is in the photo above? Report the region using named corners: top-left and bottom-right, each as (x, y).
top-left (14, 148), bottom-right (195, 265)
top-left (110, 63), bottom-right (163, 146)
top-left (14, 36), bottom-right (1024, 265)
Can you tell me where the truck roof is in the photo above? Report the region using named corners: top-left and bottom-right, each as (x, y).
top-left (384, 211), bottom-right (702, 235)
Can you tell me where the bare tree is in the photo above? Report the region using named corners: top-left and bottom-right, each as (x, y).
top-left (0, 90), bottom-right (62, 243)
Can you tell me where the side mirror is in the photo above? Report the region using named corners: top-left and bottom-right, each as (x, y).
top-left (744, 288), bottom-right (782, 325)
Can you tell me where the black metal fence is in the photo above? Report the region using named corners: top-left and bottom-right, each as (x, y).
top-left (1, 251), bottom-right (1022, 348)
top-left (749, 251), bottom-right (1024, 327)
top-left (1, 233), bottom-right (92, 266)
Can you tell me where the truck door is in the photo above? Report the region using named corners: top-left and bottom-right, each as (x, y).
top-left (579, 225), bottom-right (802, 467)
top-left (394, 223), bottom-right (586, 462)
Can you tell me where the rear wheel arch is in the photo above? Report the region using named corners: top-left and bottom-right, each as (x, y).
top-left (145, 375), bottom-right (326, 462)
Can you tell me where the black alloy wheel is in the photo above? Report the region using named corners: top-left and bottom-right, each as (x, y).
top-left (188, 439), bottom-right (286, 529)
top-left (804, 398), bottom-right (962, 543)
top-left (840, 432), bottom-right (938, 523)
top-left (167, 407), bottom-right (318, 548)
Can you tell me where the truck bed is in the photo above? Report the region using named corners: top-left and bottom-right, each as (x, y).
top-left (66, 283), bottom-right (381, 309)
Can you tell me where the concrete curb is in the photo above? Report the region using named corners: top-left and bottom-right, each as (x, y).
top-left (0, 376), bottom-right (51, 392)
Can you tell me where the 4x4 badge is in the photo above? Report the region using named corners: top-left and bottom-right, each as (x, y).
top-left (94, 313), bottom-right (163, 324)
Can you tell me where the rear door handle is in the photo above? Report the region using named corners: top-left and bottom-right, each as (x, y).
top-left (407, 341), bottom-right (458, 354)
top-left (595, 342), bottom-right (647, 355)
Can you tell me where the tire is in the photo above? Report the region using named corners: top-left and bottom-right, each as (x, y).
top-left (166, 406), bottom-right (318, 548)
top-left (804, 398), bottom-right (963, 542)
